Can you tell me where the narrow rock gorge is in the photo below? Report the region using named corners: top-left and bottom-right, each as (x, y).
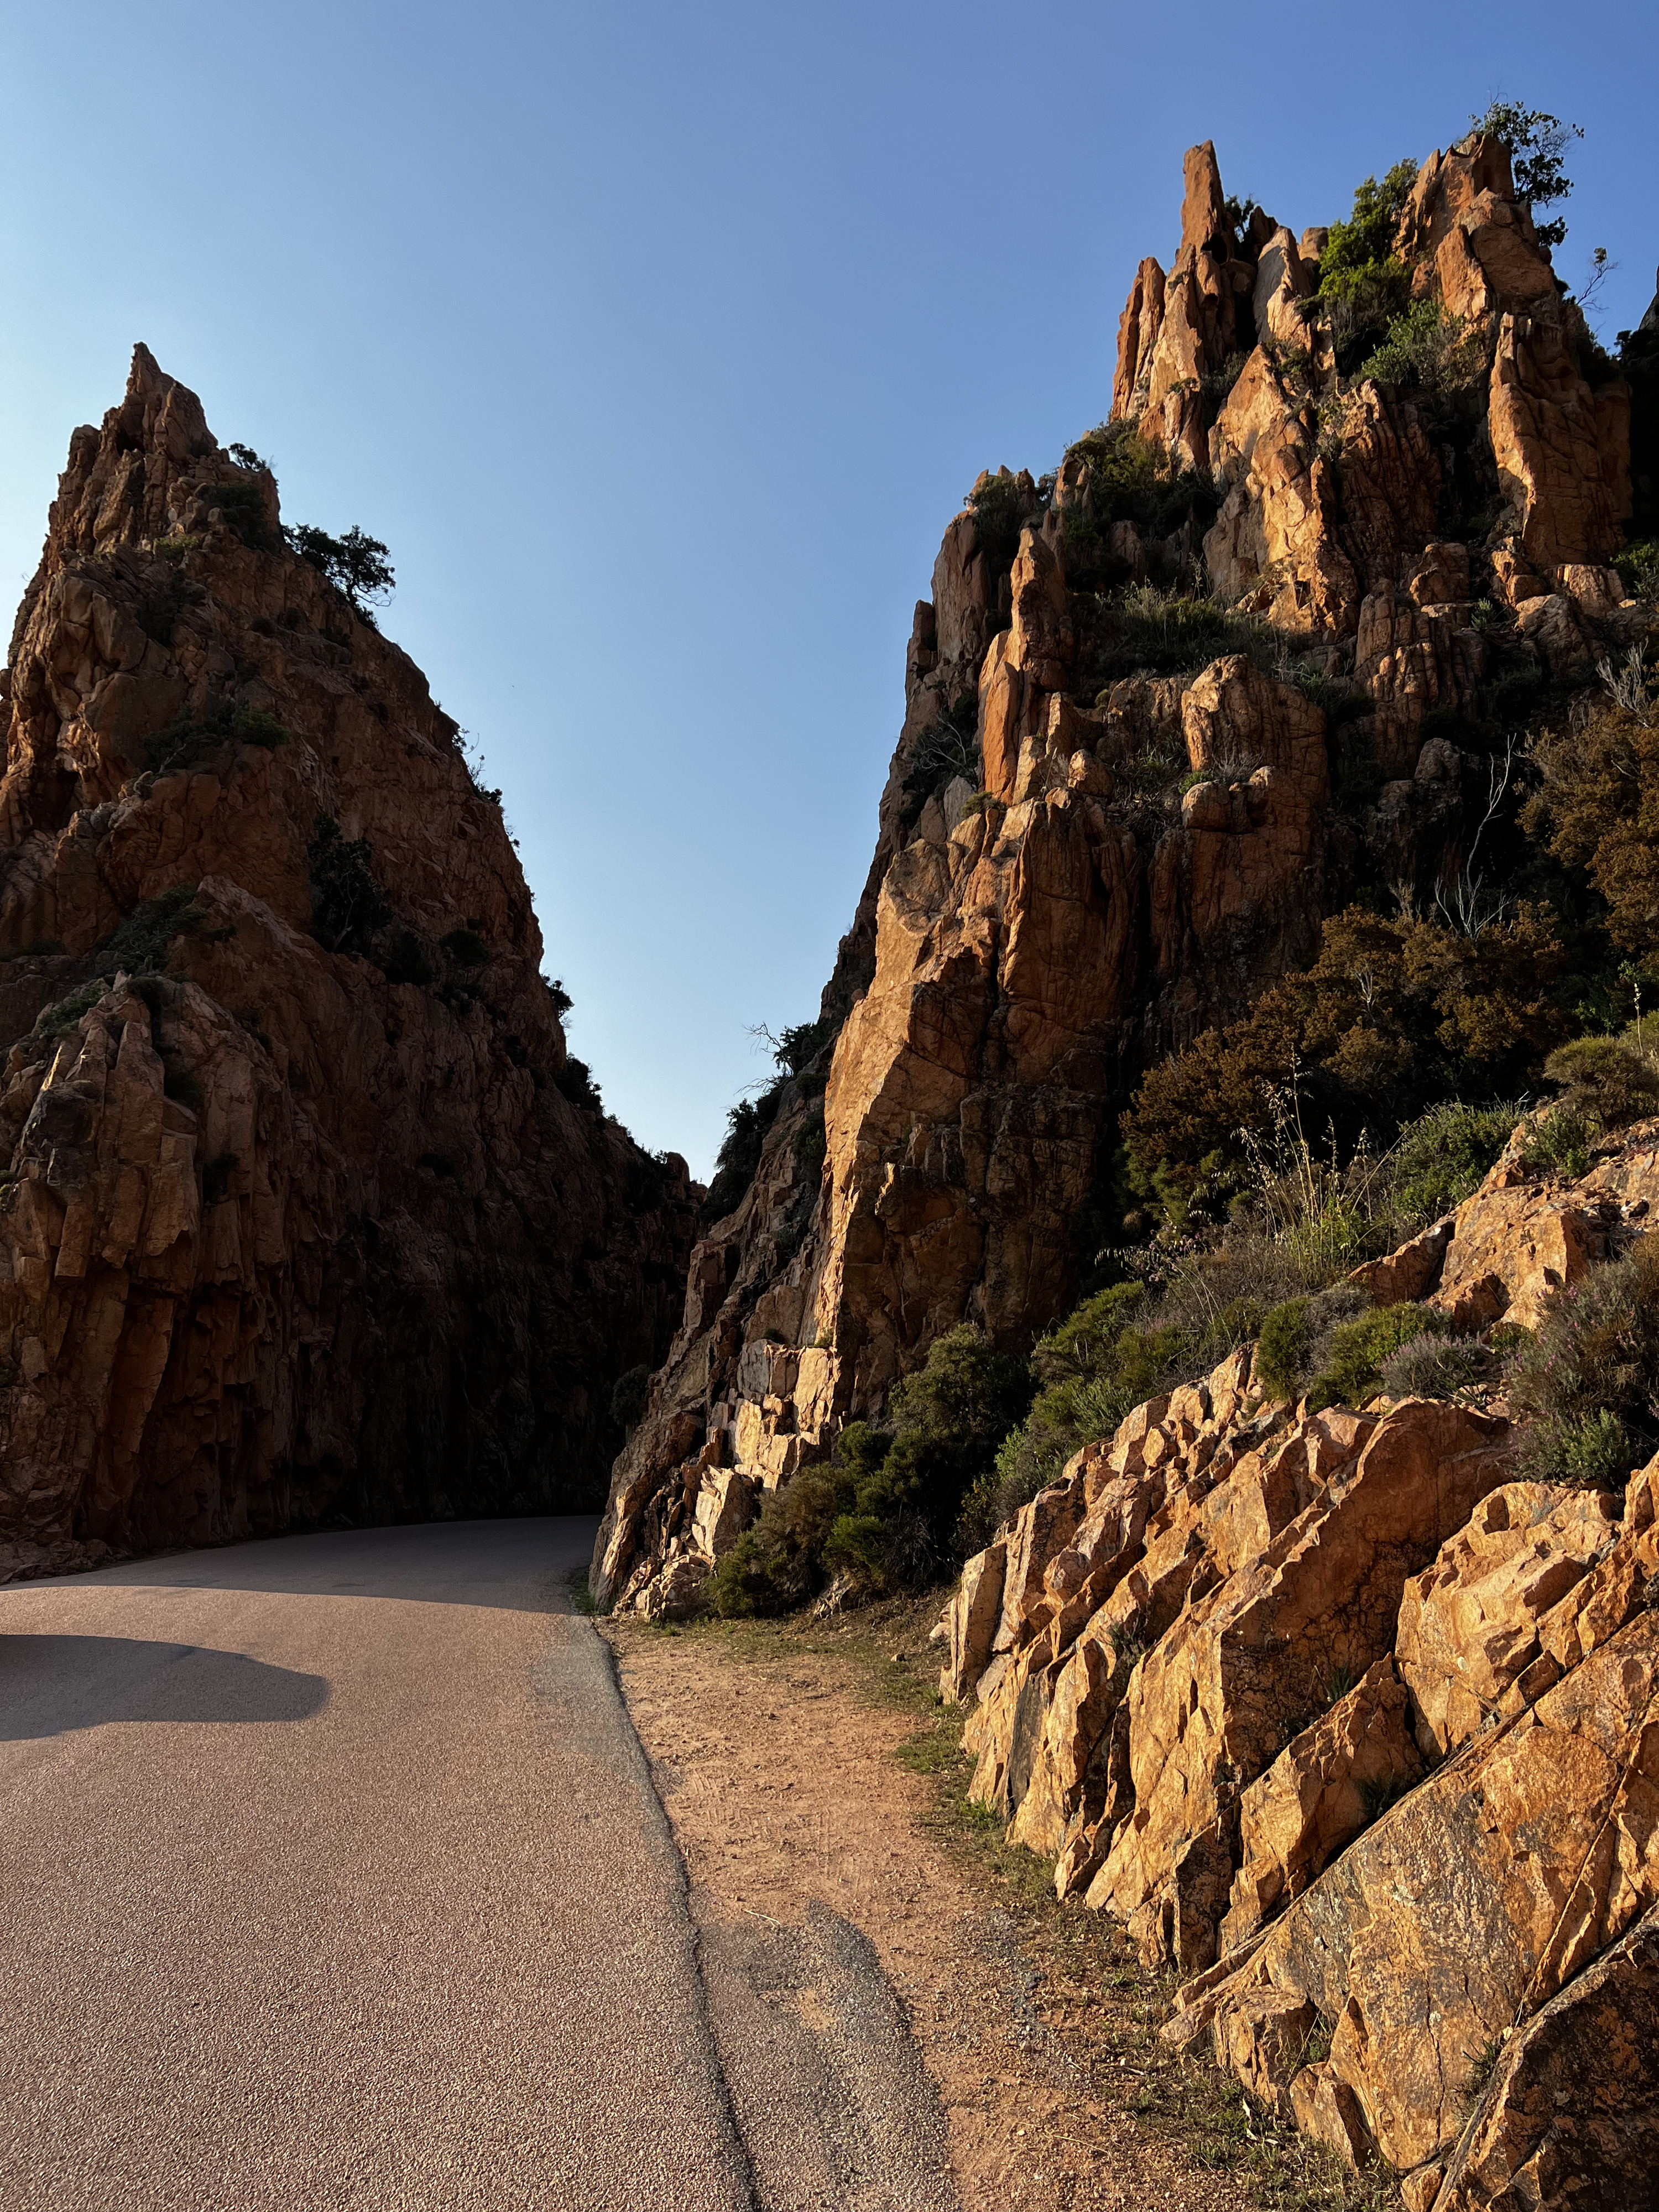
top-left (594, 122), bottom-right (1659, 2204)
top-left (0, 348), bottom-right (696, 1580)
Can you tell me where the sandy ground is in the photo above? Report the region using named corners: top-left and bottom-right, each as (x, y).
top-left (606, 1610), bottom-right (1259, 2212)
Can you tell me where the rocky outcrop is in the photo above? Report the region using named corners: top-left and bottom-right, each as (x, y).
top-left (953, 1386), bottom-right (1514, 1973)
top-left (1351, 1110), bottom-right (1659, 1331)
top-left (942, 1114), bottom-right (1659, 2199)
top-left (0, 348), bottom-right (696, 1579)
top-left (1395, 1482), bottom-right (1621, 1757)
top-left (593, 130), bottom-right (1650, 1640)
top-left (1164, 133), bottom-right (1632, 647)
top-left (1432, 1898), bottom-right (1659, 2211)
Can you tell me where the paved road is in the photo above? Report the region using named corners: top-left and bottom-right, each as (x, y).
top-left (0, 1519), bottom-right (757, 2212)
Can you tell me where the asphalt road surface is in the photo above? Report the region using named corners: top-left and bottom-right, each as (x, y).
top-left (0, 1519), bottom-right (765, 2212)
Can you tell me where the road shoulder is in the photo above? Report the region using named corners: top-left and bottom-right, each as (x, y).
top-left (604, 1598), bottom-right (1390, 2212)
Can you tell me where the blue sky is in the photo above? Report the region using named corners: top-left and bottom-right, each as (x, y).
top-left (2, 0), bottom-right (1654, 1177)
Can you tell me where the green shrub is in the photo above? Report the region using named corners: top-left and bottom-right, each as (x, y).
top-left (133, 566), bottom-right (200, 645)
top-left (712, 1460), bottom-right (872, 1619)
top-left (1353, 301), bottom-right (1486, 396)
top-left (308, 815), bottom-right (390, 956)
top-left (1384, 1099), bottom-right (1524, 1223)
top-left (206, 474), bottom-right (278, 551)
top-left (284, 523), bottom-right (395, 616)
top-left (1469, 101), bottom-right (1580, 249)
top-left (1276, 1194), bottom-right (1391, 1285)
top-left (1060, 421), bottom-right (1219, 541)
top-left (967, 473), bottom-right (1027, 573)
top-left (1378, 1333), bottom-right (1498, 1403)
top-left (554, 1055), bottom-right (603, 1110)
top-left (1091, 589), bottom-right (1260, 682)
top-left (1615, 540), bottom-right (1659, 602)
top-left (1507, 1242), bottom-right (1659, 1484)
top-left (712, 1441), bottom-right (872, 1617)
top-left (35, 888), bottom-right (223, 1039)
top-left (701, 1087), bottom-right (782, 1226)
top-left (144, 698), bottom-right (291, 778)
top-left (1316, 160), bottom-right (1420, 300)
top-left (1306, 1303), bottom-right (1449, 1412)
top-left (1201, 350), bottom-right (1250, 403)
top-left (1542, 1036), bottom-right (1659, 1128)
top-left (1257, 1297), bottom-right (1312, 1402)
top-left (1524, 700), bottom-right (1659, 964)
top-left (1122, 905), bottom-right (1569, 1220)
top-left (98, 885), bottom-right (221, 977)
top-left (1312, 159), bottom-right (1420, 366)
top-left (1521, 1408), bottom-right (1632, 1489)
top-left (957, 1284), bottom-right (1198, 1553)
top-left (1518, 1107), bottom-right (1594, 1181)
top-left (440, 926), bottom-right (488, 967)
top-left (34, 980), bottom-right (107, 1041)
top-left (770, 1015), bottom-right (837, 1078)
top-left (816, 1330), bottom-right (1034, 1594)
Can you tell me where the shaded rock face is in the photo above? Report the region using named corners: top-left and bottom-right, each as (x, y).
top-left (0, 348), bottom-right (696, 1579)
top-left (594, 129), bottom-right (1648, 1621)
top-left (944, 1120), bottom-right (1659, 2199)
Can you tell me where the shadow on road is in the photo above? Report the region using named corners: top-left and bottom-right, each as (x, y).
top-left (0, 1636), bottom-right (330, 1740)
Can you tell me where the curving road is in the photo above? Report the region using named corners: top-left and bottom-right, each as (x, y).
top-left (0, 1520), bottom-right (757, 2212)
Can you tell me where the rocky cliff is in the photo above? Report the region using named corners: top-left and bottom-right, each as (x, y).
top-left (0, 347), bottom-right (697, 1579)
top-left (593, 127), bottom-right (1650, 1620)
top-left (942, 1111), bottom-right (1659, 2206)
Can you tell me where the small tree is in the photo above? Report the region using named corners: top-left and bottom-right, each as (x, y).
top-left (285, 524), bottom-right (396, 617)
top-left (307, 814), bottom-right (389, 954)
top-left (1470, 101), bottom-right (1582, 248)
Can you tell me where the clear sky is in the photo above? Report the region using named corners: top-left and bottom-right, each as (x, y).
top-left (2, 1), bottom-right (1654, 1177)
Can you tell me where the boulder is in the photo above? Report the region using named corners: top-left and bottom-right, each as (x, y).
top-left (1222, 1657), bottom-right (1423, 1952)
top-left (1396, 1482), bottom-right (1619, 1757)
top-left (1433, 1898), bottom-right (1659, 2211)
top-left (1202, 1594), bottom-right (1659, 2172)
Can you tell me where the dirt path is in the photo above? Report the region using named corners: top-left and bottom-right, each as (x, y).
top-left (606, 1605), bottom-right (1285, 2212)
